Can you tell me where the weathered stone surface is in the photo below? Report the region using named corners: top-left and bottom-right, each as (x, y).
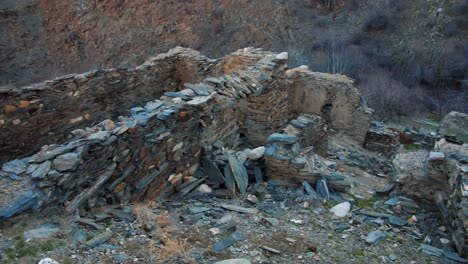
top-left (286, 69), bottom-right (370, 145)
top-left (267, 133), bottom-right (298, 144)
top-left (364, 122), bottom-right (400, 158)
top-left (53, 153), bottom-right (80, 172)
top-left (439, 111), bottom-right (468, 143)
top-left (0, 47), bottom-right (365, 223)
top-left (23, 226), bottom-right (60, 240)
top-left (213, 231), bottom-right (245, 251)
top-left (2, 159), bottom-right (27, 174)
top-left (330, 202), bottom-right (351, 217)
top-left (214, 259), bottom-right (251, 264)
top-left (0, 188), bottom-right (40, 219)
top-left (227, 154), bottom-right (248, 194)
top-left (31, 160), bottom-right (51, 179)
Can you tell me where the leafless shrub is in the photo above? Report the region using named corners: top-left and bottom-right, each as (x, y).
top-left (358, 69), bottom-right (427, 121)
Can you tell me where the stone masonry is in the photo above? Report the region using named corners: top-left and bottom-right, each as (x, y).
top-left (0, 48), bottom-right (370, 221)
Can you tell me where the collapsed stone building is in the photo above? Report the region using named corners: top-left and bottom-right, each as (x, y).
top-left (0, 48), bottom-right (467, 257)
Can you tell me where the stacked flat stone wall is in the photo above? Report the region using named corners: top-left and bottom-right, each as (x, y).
top-left (0, 48), bottom-right (288, 219)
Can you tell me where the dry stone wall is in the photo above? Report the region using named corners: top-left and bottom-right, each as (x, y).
top-left (0, 47), bottom-right (273, 164)
top-left (0, 47), bottom-right (371, 221)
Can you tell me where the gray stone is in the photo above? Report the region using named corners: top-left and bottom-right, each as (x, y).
top-left (87, 131), bottom-right (111, 141)
top-left (214, 232), bottom-right (245, 251)
top-left (0, 189), bottom-right (40, 219)
top-left (38, 258), bottom-right (59, 264)
top-left (113, 253), bottom-right (131, 262)
top-left (72, 228), bottom-right (87, 244)
top-left (227, 154), bottom-right (248, 194)
top-left (248, 147), bottom-right (265, 160)
top-left (187, 95), bottom-right (212, 106)
top-left (29, 145), bottom-right (72, 163)
top-left (31, 161), bottom-right (51, 179)
top-left (365, 230), bottom-right (386, 244)
top-left (145, 100), bottom-right (164, 111)
top-left (261, 245), bottom-right (281, 254)
top-left (189, 207), bottom-right (211, 214)
top-left (2, 159), bottom-right (27, 174)
top-left (221, 204), bottom-right (258, 214)
top-left (330, 202), bottom-right (351, 217)
top-left (86, 231), bottom-right (113, 248)
top-left (428, 151), bottom-right (445, 161)
top-left (420, 244), bottom-right (443, 257)
top-left (203, 159), bottom-right (225, 184)
top-left (267, 133), bottom-right (298, 144)
top-left (53, 153), bottom-right (80, 171)
top-left (302, 181), bottom-right (320, 200)
top-left (214, 259), bottom-right (251, 264)
top-left (439, 111), bottom-right (468, 143)
top-left (388, 216), bottom-right (407, 226)
top-left (316, 178), bottom-right (330, 200)
top-left (23, 227), bottom-right (59, 240)
top-left (254, 166), bottom-right (264, 184)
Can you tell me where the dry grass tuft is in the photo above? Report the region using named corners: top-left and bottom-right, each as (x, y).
top-left (132, 203), bottom-right (193, 262)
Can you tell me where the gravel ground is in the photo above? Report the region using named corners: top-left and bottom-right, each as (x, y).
top-left (0, 181), bottom-right (465, 264)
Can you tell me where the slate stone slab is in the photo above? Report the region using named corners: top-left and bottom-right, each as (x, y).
top-left (2, 159), bottom-right (27, 174)
top-left (86, 231), bottom-right (113, 248)
top-left (213, 231), bottom-right (245, 251)
top-left (227, 154), bottom-right (248, 194)
top-left (316, 178), bottom-right (330, 200)
top-left (23, 227), bottom-right (60, 240)
top-left (302, 181), bottom-right (320, 200)
top-left (223, 165), bottom-right (236, 191)
top-left (0, 189), bottom-right (40, 219)
top-left (365, 230), bottom-right (386, 244)
top-left (254, 166), bottom-right (264, 184)
top-left (388, 216), bottom-right (407, 226)
top-left (267, 133), bottom-right (298, 144)
top-left (203, 159), bottom-right (225, 184)
top-left (221, 204), bottom-right (258, 214)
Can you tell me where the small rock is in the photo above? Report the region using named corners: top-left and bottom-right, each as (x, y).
top-left (275, 52), bottom-right (288, 60)
top-left (214, 259), bottom-right (251, 264)
top-left (247, 194), bottom-right (259, 204)
top-left (38, 258), bottom-right (59, 264)
top-left (23, 227), bottom-right (60, 240)
top-left (189, 207), bottom-right (211, 214)
top-left (198, 184), bottom-right (212, 193)
top-left (267, 133), bottom-right (297, 144)
top-left (86, 231), bottom-right (113, 248)
top-left (31, 161), bottom-right (51, 179)
top-left (440, 238), bottom-right (450, 244)
top-left (88, 130), bottom-right (111, 141)
top-left (261, 245), bottom-right (281, 254)
top-left (330, 202), bottom-right (351, 217)
top-left (429, 151), bottom-right (445, 161)
top-left (388, 216), bottom-right (407, 226)
top-left (365, 230), bottom-right (386, 245)
top-left (388, 254), bottom-right (397, 261)
top-left (102, 119), bottom-right (115, 130)
top-left (248, 147), bottom-right (265, 160)
top-left (113, 253), bottom-right (131, 262)
top-left (213, 232), bottom-right (245, 251)
top-left (221, 204), bottom-right (258, 214)
top-left (264, 218), bottom-right (280, 226)
top-left (2, 159), bottom-right (27, 174)
top-left (53, 153), bottom-right (80, 171)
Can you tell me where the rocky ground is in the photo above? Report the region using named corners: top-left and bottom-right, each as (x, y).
top-left (1, 143), bottom-right (467, 264)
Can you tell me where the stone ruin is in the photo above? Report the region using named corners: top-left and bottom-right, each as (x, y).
top-left (1, 47), bottom-right (467, 257)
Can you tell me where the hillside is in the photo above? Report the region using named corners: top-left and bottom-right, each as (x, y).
top-left (1, 1), bottom-right (467, 115)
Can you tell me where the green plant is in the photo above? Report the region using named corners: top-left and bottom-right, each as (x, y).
top-left (40, 240), bottom-right (55, 252)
